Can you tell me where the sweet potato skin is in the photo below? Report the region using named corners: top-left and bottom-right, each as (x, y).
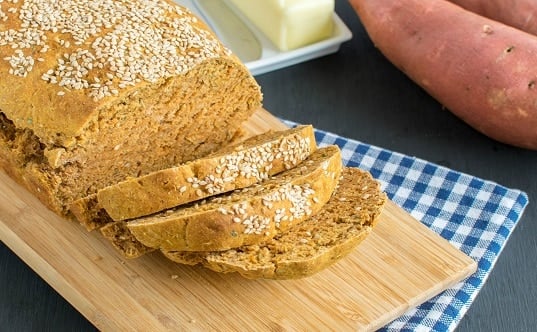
top-left (448, 0), bottom-right (537, 36)
top-left (349, 0), bottom-right (537, 149)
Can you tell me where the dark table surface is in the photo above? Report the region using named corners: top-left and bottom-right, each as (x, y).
top-left (1, 1), bottom-right (536, 331)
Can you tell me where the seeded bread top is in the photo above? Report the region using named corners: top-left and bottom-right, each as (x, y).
top-left (162, 167), bottom-right (387, 279)
top-left (0, 0), bottom-right (232, 145)
top-left (96, 125), bottom-right (317, 221)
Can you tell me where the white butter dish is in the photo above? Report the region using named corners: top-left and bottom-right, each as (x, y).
top-left (173, 0), bottom-right (352, 75)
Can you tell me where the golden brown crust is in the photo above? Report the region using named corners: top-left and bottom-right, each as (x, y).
top-left (162, 167), bottom-right (387, 279)
top-left (127, 146), bottom-right (343, 251)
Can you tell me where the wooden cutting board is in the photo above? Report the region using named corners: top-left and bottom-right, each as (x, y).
top-left (0, 109), bottom-right (476, 331)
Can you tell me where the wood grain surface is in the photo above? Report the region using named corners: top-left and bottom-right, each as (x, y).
top-left (0, 109), bottom-right (476, 331)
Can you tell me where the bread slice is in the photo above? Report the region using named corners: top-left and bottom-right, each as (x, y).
top-left (102, 125), bottom-right (316, 221)
top-left (70, 125), bottom-right (316, 230)
top-left (125, 145), bottom-right (342, 252)
top-left (162, 167), bottom-right (387, 279)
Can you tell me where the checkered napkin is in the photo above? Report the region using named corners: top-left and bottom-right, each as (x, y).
top-left (282, 120), bottom-right (529, 332)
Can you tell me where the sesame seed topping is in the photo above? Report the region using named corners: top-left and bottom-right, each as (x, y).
top-left (1, 0), bottom-right (230, 100)
top-left (198, 176), bottom-right (320, 235)
top-left (178, 134), bottom-right (312, 203)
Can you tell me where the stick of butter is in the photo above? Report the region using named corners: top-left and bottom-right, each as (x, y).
top-left (227, 0), bottom-right (335, 51)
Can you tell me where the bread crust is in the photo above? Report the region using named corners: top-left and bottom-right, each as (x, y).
top-left (126, 146), bottom-right (343, 251)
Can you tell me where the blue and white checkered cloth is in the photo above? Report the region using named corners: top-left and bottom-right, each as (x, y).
top-left (283, 120), bottom-right (529, 332)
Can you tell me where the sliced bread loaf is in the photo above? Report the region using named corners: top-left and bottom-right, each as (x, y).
top-left (162, 167), bottom-right (387, 279)
top-left (125, 145), bottom-right (343, 252)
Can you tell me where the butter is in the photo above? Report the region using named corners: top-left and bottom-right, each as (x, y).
top-left (228, 0), bottom-right (335, 51)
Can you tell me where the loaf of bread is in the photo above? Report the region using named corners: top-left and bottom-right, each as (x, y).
top-left (70, 125), bottom-right (316, 229)
top-left (0, 1), bottom-right (388, 281)
top-left (0, 0), bottom-right (262, 216)
top-left (163, 167), bottom-right (387, 279)
top-left (125, 145), bottom-right (342, 252)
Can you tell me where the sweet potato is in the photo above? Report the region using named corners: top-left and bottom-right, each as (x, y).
top-left (448, 0), bottom-right (537, 36)
top-left (349, 0), bottom-right (537, 149)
